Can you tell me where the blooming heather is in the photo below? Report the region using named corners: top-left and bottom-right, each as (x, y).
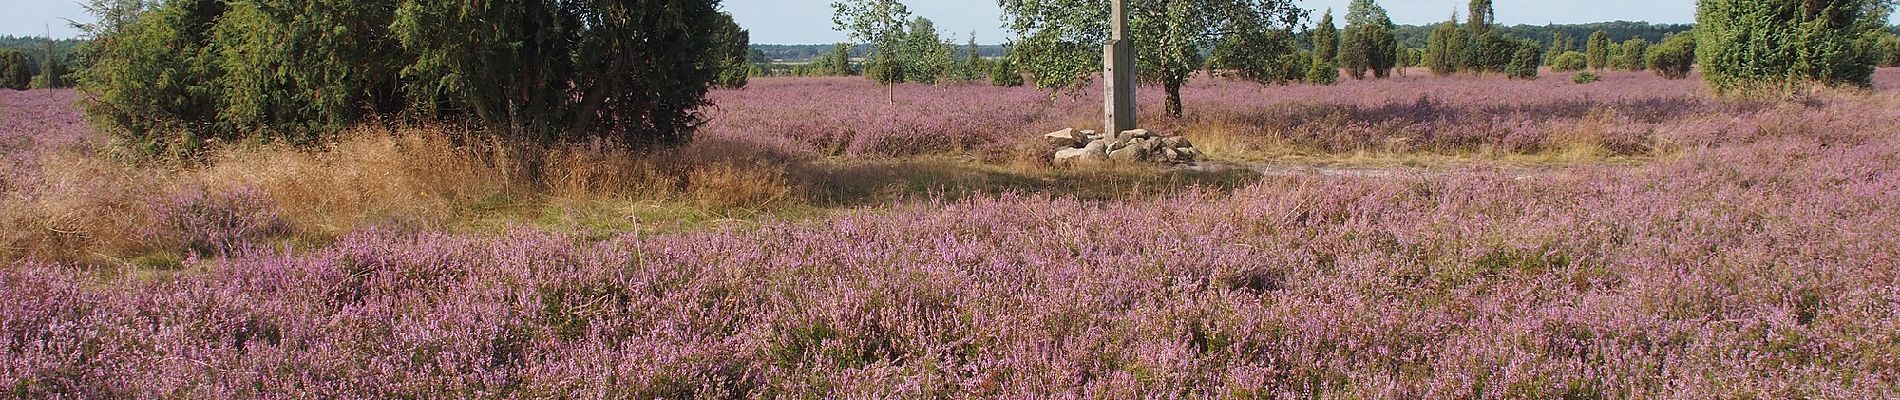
top-left (0, 89), bottom-right (90, 189)
top-left (700, 70), bottom-right (1810, 160)
top-left (5, 72), bottom-right (1900, 397)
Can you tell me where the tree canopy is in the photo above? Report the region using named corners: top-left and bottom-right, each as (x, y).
top-left (997, 0), bottom-right (1306, 117)
top-left (1340, 0), bottom-right (1398, 79)
top-left (1696, 0), bottom-right (1894, 95)
top-left (77, 0), bottom-right (748, 156)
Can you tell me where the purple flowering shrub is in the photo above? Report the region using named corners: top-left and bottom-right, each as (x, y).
top-left (5, 71), bottom-right (1900, 397)
top-left (144, 186), bottom-right (289, 257)
top-left (7, 124), bottom-right (1900, 396)
top-left (697, 70), bottom-right (1870, 161)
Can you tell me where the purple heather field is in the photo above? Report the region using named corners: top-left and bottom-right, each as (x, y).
top-left (4, 70), bottom-right (1900, 398)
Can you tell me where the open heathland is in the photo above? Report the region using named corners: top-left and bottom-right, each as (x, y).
top-left (4, 70), bottom-right (1900, 398)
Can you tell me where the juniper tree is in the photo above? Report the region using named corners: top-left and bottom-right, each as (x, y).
top-left (1586, 30), bottom-right (1611, 70)
top-left (1340, 0), bottom-right (1397, 79)
top-left (1697, 0), bottom-right (1893, 94)
top-left (1648, 32), bottom-right (1696, 79)
top-left (1425, 16), bottom-right (1461, 75)
top-left (831, 43), bottom-right (855, 76)
top-left (1303, 10), bottom-right (1342, 84)
top-left (1312, 9), bottom-right (1338, 64)
top-left (0, 50), bottom-right (29, 90)
top-left (1618, 38), bottom-right (1649, 71)
top-left (1546, 30), bottom-right (1568, 65)
top-left (1468, 0), bottom-right (1494, 36)
top-left (80, 0), bottom-right (742, 155)
top-left (1506, 40), bottom-right (1541, 79)
top-left (900, 17), bottom-right (954, 84)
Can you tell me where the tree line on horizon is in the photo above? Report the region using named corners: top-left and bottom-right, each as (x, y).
top-left (0, 36), bottom-right (84, 90)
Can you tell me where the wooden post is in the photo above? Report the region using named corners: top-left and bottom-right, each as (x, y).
top-left (1103, 0), bottom-right (1137, 134)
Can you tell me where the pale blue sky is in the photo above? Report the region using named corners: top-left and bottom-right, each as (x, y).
top-left (5, 0), bottom-right (1887, 44)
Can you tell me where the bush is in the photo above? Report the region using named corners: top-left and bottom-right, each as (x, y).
top-left (1649, 33), bottom-right (1696, 79)
top-left (82, 0), bottom-right (749, 157)
top-left (988, 54), bottom-right (1023, 87)
top-left (1572, 71), bottom-right (1601, 84)
top-left (1212, 25), bottom-right (1302, 84)
top-left (0, 50), bottom-right (30, 90)
top-left (1617, 38), bottom-right (1649, 71)
top-left (1586, 30), bottom-right (1610, 69)
top-left (1551, 51), bottom-right (1588, 72)
top-left (1464, 32), bottom-right (1522, 74)
top-left (1880, 33), bottom-right (1900, 67)
top-left (1306, 57), bottom-right (1340, 86)
top-left (1506, 42), bottom-right (1541, 80)
top-left (1696, 0), bottom-right (1891, 95)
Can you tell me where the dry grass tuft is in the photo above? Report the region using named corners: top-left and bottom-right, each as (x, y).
top-left (195, 128), bottom-right (513, 236)
top-left (0, 151), bottom-right (165, 263)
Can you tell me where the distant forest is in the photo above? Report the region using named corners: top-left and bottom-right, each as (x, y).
top-left (754, 21), bottom-right (1697, 62)
top-left (0, 21), bottom-right (1862, 67)
top-left (1394, 21), bottom-right (1696, 51)
top-left (0, 36), bottom-right (86, 79)
top-left (753, 43), bottom-right (1007, 63)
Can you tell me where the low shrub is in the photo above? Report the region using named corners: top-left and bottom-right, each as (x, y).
top-left (1551, 51), bottom-right (1588, 72)
top-left (1649, 33), bottom-right (1696, 80)
top-left (1506, 44), bottom-right (1541, 80)
top-left (1572, 71), bottom-right (1601, 84)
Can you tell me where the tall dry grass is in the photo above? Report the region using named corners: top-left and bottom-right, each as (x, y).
top-left (3, 127), bottom-right (814, 265)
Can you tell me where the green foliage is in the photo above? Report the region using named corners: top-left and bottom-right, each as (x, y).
top-left (1340, 0), bottom-right (1398, 79)
top-left (989, 47), bottom-right (1024, 87)
top-left (833, 0), bottom-right (912, 87)
top-left (34, 49), bottom-right (67, 89)
top-left (864, 52), bottom-right (903, 84)
top-left (956, 36), bottom-right (989, 82)
top-left (1545, 31), bottom-right (1569, 65)
top-left (0, 36), bottom-right (86, 89)
top-left (1425, 18), bottom-right (1462, 76)
top-left (1468, 0), bottom-right (1494, 36)
top-left (999, 0), bottom-right (1306, 117)
top-left (1649, 32), bottom-right (1697, 79)
top-left (0, 50), bottom-right (29, 90)
top-left (1507, 41), bottom-right (1542, 79)
top-left (80, 0), bottom-right (742, 157)
top-left (391, 1), bottom-right (737, 145)
top-left (1464, 31), bottom-right (1522, 73)
top-left (1616, 38), bottom-right (1650, 71)
top-left (1881, 33), bottom-right (1900, 67)
top-left (712, 16), bottom-right (753, 89)
top-left (1573, 70), bottom-right (1601, 84)
top-left (1695, 0), bottom-right (1890, 95)
top-left (79, 0), bottom-right (229, 155)
top-left (899, 17), bottom-right (954, 84)
top-left (1305, 52), bottom-right (1340, 85)
top-left (1212, 18), bottom-right (1302, 84)
top-left (1586, 30), bottom-right (1611, 69)
top-left (801, 43), bottom-right (858, 77)
top-left (1552, 51), bottom-right (1589, 72)
top-left (1390, 21), bottom-right (1694, 52)
top-left (1312, 10), bottom-right (1338, 63)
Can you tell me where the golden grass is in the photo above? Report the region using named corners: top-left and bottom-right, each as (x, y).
top-left (2, 125), bottom-right (1261, 267)
top-left (0, 151), bottom-right (162, 263)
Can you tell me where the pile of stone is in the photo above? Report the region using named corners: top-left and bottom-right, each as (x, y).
top-left (1045, 128), bottom-right (1201, 165)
